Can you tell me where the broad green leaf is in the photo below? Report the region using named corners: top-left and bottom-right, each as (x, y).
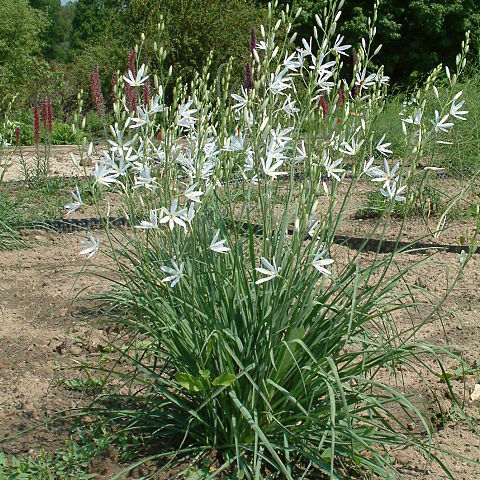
top-left (212, 372), bottom-right (236, 387)
top-left (175, 373), bottom-right (204, 392)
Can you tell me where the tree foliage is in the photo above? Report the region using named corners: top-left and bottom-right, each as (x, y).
top-left (276, 0), bottom-right (480, 82)
top-left (28, 0), bottom-right (70, 60)
top-left (0, 0), bottom-right (47, 108)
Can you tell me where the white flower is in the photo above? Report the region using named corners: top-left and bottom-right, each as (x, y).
top-left (93, 162), bottom-right (118, 187)
top-left (339, 137), bottom-right (364, 156)
top-left (231, 86), bottom-right (249, 111)
top-left (255, 257), bottom-right (281, 284)
top-left (79, 232), bottom-right (100, 259)
top-left (262, 155), bottom-right (287, 179)
top-left (177, 100), bottom-right (197, 129)
top-left (381, 181), bottom-right (406, 202)
top-left (224, 133), bottom-right (246, 152)
top-left (244, 151), bottom-right (254, 172)
top-left (269, 68), bottom-right (292, 95)
top-left (103, 149), bottom-right (133, 176)
top-left (332, 34), bottom-right (351, 56)
top-left (363, 157), bottom-right (383, 178)
top-left (312, 249), bottom-right (334, 276)
top-left (159, 198), bottom-right (187, 231)
top-left (256, 34), bottom-right (275, 51)
top-left (314, 69), bottom-right (335, 92)
top-left (280, 95), bottom-right (299, 116)
top-left (149, 94), bottom-right (166, 114)
top-left (308, 218), bottom-right (321, 238)
top-left (270, 125), bottom-right (293, 147)
top-left (134, 164), bottom-right (157, 191)
top-left (135, 210), bottom-right (158, 229)
top-left (431, 110), bottom-right (454, 133)
top-left (450, 92), bottom-right (468, 121)
top-left (375, 134), bottom-right (392, 156)
top-left (161, 260), bottom-right (184, 287)
top-left (297, 37), bottom-right (314, 59)
top-left (185, 183), bottom-right (204, 203)
top-left (295, 141), bottom-right (307, 162)
top-left (323, 155), bottom-right (344, 182)
top-left (184, 203), bottom-right (196, 224)
top-left (377, 73), bottom-right (390, 85)
top-left (355, 69), bottom-right (377, 90)
top-left (401, 108), bottom-right (424, 135)
top-left (123, 64), bottom-right (149, 87)
top-left (65, 186), bottom-right (82, 214)
top-left (209, 230), bottom-right (230, 254)
top-left (370, 159), bottom-right (400, 188)
top-left (283, 51), bottom-right (302, 72)
top-left (129, 105), bottom-right (151, 129)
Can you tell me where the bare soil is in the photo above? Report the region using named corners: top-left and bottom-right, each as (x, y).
top-left (2, 145), bottom-right (99, 181)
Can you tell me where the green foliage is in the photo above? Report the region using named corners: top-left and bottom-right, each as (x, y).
top-left (29, 0), bottom-right (70, 61)
top-left (71, 0), bottom-right (120, 51)
top-left (0, 0), bottom-right (47, 109)
top-left (51, 122), bottom-right (76, 145)
top-left (276, 0), bottom-right (480, 83)
top-left (0, 177), bottom-right (89, 225)
top-left (0, 430), bottom-right (111, 479)
top-left (69, 0), bottom-right (266, 101)
top-left (120, 0), bottom-right (267, 81)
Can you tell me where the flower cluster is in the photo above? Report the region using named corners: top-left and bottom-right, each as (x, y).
top-left (89, 65), bottom-right (105, 119)
top-left (75, 4), bottom-right (468, 296)
top-left (33, 104), bottom-right (40, 144)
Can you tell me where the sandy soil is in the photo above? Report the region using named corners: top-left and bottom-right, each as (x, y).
top-left (1, 145), bottom-right (99, 181)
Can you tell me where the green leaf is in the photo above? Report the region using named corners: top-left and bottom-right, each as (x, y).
top-left (175, 373), bottom-right (204, 392)
top-left (212, 372), bottom-right (237, 387)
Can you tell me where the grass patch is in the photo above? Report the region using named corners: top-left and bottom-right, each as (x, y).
top-left (0, 177), bottom-right (92, 227)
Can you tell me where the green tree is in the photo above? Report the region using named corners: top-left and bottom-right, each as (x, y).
top-left (272, 0), bottom-right (480, 83)
top-left (71, 0), bottom-right (121, 51)
top-left (29, 0), bottom-right (67, 60)
top-left (0, 0), bottom-right (47, 108)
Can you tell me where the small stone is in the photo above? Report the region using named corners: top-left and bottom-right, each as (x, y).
top-left (470, 384), bottom-right (480, 402)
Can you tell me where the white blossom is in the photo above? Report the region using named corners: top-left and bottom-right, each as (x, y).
top-left (135, 210), bottom-right (159, 229)
top-left (209, 230), bottom-right (230, 254)
top-left (123, 64), bottom-right (149, 87)
top-left (159, 199), bottom-right (187, 231)
top-left (431, 110), bottom-right (454, 133)
top-left (161, 260), bottom-right (184, 287)
top-left (79, 232), bottom-right (100, 259)
top-left (255, 257), bottom-right (281, 284)
top-left (312, 249), bottom-right (334, 275)
top-left (381, 181), bottom-right (406, 202)
top-left (93, 162), bottom-right (118, 187)
top-left (375, 134), bottom-right (392, 156)
top-left (65, 186), bottom-right (82, 214)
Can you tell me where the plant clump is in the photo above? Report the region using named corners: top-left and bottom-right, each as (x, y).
top-left (68, 0), bottom-right (477, 478)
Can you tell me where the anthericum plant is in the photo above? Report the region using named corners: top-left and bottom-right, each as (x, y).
top-left (68, 0), bottom-right (478, 478)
